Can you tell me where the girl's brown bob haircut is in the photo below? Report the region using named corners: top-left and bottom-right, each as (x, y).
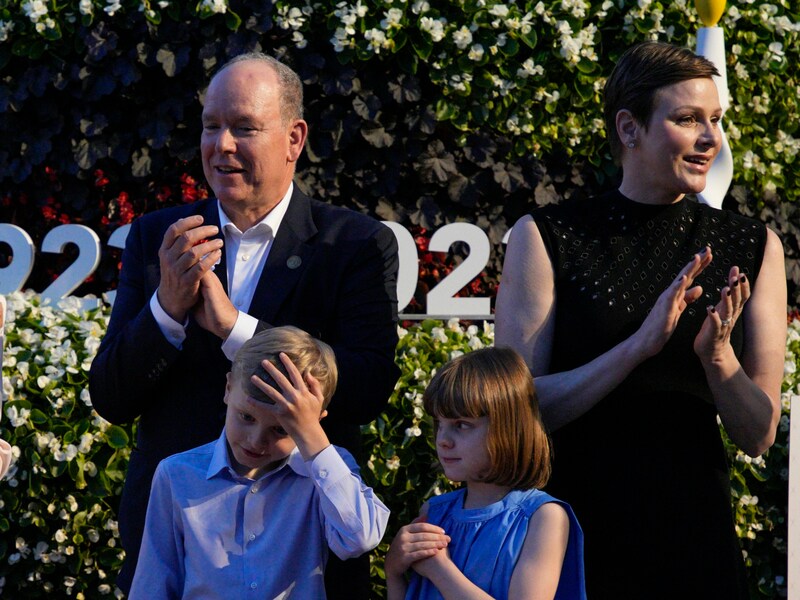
top-left (423, 347), bottom-right (551, 490)
top-left (232, 326), bottom-right (338, 407)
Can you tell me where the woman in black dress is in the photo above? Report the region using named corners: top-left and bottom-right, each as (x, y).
top-left (495, 42), bottom-right (786, 599)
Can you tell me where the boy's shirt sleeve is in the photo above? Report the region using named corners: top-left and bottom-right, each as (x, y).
top-left (306, 445), bottom-right (390, 560)
top-left (128, 461), bottom-right (185, 599)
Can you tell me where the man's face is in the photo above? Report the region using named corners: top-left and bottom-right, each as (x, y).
top-left (223, 375), bottom-right (296, 480)
top-left (201, 60), bottom-right (305, 216)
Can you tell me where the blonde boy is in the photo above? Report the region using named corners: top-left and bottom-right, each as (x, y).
top-left (130, 326), bottom-right (389, 599)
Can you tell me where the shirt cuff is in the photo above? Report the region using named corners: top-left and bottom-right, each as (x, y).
top-left (307, 445), bottom-right (351, 486)
top-left (150, 291), bottom-right (186, 349)
top-left (221, 311), bottom-right (259, 361)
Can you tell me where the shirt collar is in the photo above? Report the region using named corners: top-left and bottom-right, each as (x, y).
top-left (216, 182), bottom-right (293, 238)
top-left (207, 427), bottom-right (310, 481)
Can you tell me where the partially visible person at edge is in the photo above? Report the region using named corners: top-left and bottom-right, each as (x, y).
top-left (0, 295), bottom-right (12, 479)
top-left (88, 52), bottom-right (400, 597)
top-left (495, 41), bottom-right (786, 599)
top-left (129, 326), bottom-right (390, 599)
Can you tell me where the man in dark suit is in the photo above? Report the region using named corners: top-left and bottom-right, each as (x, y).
top-left (89, 53), bottom-right (399, 596)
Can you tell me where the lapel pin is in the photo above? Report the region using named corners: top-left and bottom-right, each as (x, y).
top-left (287, 255), bottom-right (302, 269)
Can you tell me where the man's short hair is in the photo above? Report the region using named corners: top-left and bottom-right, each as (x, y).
top-left (212, 52), bottom-right (304, 124)
top-left (604, 41), bottom-right (719, 163)
top-left (231, 326), bottom-right (338, 407)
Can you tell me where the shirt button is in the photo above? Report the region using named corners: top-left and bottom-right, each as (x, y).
top-left (250, 582), bottom-right (257, 590)
top-left (241, 254), bottom-right (249, 261)
top-left (250, 486), bottom-right (258, 494)
top-left (249, 533), bottom-right (256, 541)
top-left (319, 469), bottom-right (328, 479)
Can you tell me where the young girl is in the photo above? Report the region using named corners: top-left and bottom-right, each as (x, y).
top-left (386, 347), bottom-right (586, 600)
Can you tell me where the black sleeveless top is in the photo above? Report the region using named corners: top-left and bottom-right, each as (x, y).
top-left (534, 190), bottom-right (766, 599)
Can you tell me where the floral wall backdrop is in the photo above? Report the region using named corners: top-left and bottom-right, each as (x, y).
top-left (0, 294), bottom-right (797, 598)
top-left (1, 0), bottom-right (798, 598)
top-left (0, 0), bottom-right (798, 304)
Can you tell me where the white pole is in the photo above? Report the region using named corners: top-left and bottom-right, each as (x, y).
top-left (789, 389), bottom-right (800, 600)
top-left (696, 26), bottom-right (733, 209)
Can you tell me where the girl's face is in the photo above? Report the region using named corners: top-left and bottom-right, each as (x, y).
top-left (621, 77), bottom-right (722, 204)
top-left (434, 415), bottom-right (492, 484)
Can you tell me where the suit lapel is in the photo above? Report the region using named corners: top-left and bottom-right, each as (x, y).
top-left (248, 188), bottom-right (318, 322)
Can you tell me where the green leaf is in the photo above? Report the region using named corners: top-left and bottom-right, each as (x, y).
top-left (105, 425), bottom-right (130, 449)
top-left (225, 9), bottom-right (242, 30)
top-left (411, 35), bottom-right (433, 60)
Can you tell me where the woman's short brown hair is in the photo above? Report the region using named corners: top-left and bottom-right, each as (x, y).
top-left (604, 41), bottom-right (719, 162)
top-left (232, 326), bottom-right (338, 407)
top-left (423, 347), bottom-right (551, 490)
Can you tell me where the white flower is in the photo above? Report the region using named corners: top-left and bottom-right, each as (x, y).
top-left (364, 28), bottom-right (389, 53)
top-left (404, 426), bottom-right (422, 437)
top-left (768, 41), bottom-right (785, 58)
top-left (386, 455), bottom-right (401, 470)
top-left (103, 0), bottom-right (122, 16)
top-left (78, 433), bottom-right (94, 453)
top-left (449, 349), bottom-right (464, 360)
top-left (468, 44), bottom-right (485, 61)
top-left (0, 20), bottom-right (15, 43)
top-left (431, 327), bottom-right (447, 343)
top-left (55, 529), bottom-right (68, 543)
top-left (517, 58), bottom-right (544, 79)
top-left (6, 406), bottom-right (30, 428)
top-left (22, 0), bottom-right (48, 22)
top-left (452, 26), bottom-right (472, 50)
top-left (277, 6), bottom-right (305, 30)
top-left (291, 31), bottom-right (307, 49)
top-left (381, 8), bottom-right (403, 29)
top-left (467, 336), bottom-right (484, 350)
top-left (419, 16), bottom-right (446, 42)
top-left (412, 0), bottom-right (430, 14)
top-left (199, 0), bottom-right (227, 14)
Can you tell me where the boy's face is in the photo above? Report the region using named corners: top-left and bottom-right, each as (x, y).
top-left (223, 374), bottom-right (297, 479)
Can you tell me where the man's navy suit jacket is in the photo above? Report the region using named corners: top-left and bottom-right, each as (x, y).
top-left (89, 187), bottom-right (400, 586)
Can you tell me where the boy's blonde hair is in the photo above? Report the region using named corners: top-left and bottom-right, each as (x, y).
top-left (423, 347), bottom-right (552, 490)
top-left (231, 326), bottom-right (338, 407)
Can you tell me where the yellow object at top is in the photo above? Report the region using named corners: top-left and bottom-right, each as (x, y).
top-left (695, 0), bottom-right (726, 27)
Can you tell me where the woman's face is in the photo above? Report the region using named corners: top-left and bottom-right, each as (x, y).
top-left (621, 77), bottom-right (722, 204)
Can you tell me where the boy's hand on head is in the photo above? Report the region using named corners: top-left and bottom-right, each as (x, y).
top-left (251, 353), bottom-right (330, 461)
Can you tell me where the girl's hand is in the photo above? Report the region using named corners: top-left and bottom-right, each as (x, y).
top-left (632, 247), bottom-right (712, 359)
top-left (385, 517), bottom-right (450, 579)
top-left (410, 544), bottom-right (452, 580)
top-left (694, 267), bottom-right (750, 364)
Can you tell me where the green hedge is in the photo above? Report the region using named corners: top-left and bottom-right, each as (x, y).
top-left (0, 0), bottom-right (798, 303)
top-left (0, 292), bottom-right (795, 598)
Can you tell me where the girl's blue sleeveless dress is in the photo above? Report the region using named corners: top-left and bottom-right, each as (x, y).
top-left (404, 488), bottom-right (586, 599)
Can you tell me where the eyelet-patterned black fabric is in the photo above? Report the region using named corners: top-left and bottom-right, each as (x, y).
top-left (531, 190), bottom-right (764, 599)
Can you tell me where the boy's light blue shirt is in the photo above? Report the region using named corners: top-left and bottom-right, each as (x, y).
top-left (129, 429), bottom-right (389, 599)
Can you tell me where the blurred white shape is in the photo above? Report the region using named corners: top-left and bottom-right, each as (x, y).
top-left (0, 294), bottom-right (10, 480)
top-left (696, 26), bottom-right (732, 209)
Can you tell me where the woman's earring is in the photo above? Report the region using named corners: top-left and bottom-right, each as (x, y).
top-left (627, 141), bottom-right (636, 149)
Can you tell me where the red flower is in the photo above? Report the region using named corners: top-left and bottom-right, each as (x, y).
top-left (94, 169), bottom-right (110, 187)
top-left (156, 186), bottom-right (172, 203)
